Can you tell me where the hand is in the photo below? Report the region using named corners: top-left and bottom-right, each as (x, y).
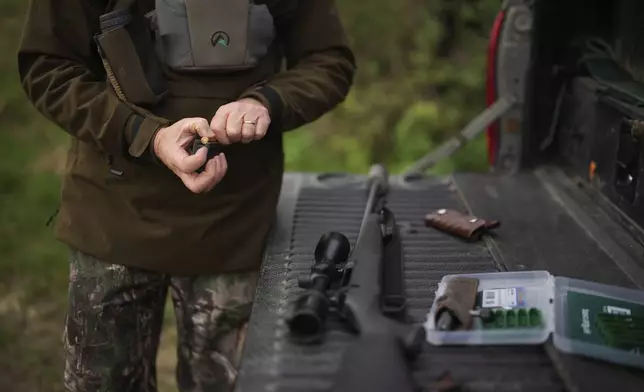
top-left (210, 98), bottom-right (271, 144)
top-left (153, 117), bottom-right (228, 193)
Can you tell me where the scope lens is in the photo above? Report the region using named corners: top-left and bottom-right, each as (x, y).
top-left (289, 312), bottom-right (322, 336)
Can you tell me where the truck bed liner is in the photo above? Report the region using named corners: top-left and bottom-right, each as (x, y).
top-left (235, 168), bottom-right (644, 392)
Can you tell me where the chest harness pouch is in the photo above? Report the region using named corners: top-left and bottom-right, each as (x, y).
top-left (94, 0), bottom-right (277, 106)
top-left (155, 0), bottom-right (276, 73)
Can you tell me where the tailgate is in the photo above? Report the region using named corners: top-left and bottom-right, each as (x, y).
top-left (234, 172), bottom-right (567, 392)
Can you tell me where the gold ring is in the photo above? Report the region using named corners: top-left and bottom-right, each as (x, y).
top-left (191, 122), bottom-right (198, 132)
top-left (243, 120), bottom-right (257, 126)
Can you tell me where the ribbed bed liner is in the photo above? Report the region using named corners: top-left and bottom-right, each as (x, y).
top-left (236, 180), bottom-right (565, 392)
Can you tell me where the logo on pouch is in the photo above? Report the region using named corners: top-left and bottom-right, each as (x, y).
top-left (211, 31), bottom-right (230, 47)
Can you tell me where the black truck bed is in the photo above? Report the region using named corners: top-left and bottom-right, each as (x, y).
top-left (234, 166), bottom-right (644, 392)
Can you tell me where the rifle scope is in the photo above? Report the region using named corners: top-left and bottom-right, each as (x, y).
top-left (287, 231), bottom-right (351, 341)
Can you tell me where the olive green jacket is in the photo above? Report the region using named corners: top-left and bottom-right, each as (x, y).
top-left (17, 0), bottom-right (356, 275)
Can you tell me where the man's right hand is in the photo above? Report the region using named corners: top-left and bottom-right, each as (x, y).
top-left (153, 118), bottom-right (228, 193)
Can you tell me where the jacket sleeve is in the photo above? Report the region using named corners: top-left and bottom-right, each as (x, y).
top-left (239, 0), bottom-right (356, 131)
top-left (17, 0), bottom-right (170, 162)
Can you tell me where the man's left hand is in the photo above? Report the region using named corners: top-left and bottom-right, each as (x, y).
top-left (210, 98), bottom-right (271, 144)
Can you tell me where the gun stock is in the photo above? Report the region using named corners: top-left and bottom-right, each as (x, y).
top-left (332, 334), bottom-right (419, 392)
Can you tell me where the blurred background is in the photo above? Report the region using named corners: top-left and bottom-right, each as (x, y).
top-left (0, 1), bottom-right (498, 391)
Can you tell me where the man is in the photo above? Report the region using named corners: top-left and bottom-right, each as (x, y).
top-left (17, 0), bottom-right (355, 391)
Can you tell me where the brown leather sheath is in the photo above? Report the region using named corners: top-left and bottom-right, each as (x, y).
top-left (424, 209), bottom-right (500, 241)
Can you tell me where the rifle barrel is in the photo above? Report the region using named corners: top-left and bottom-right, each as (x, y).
top-left (360, 164), bottom-right (389, 232)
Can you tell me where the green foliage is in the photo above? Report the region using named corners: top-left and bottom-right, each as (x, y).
top-left (0, 3), bottom-right (70, 389)
top-left (284, 0), bottom-right (499, 174)
top-left (0, 5), bottom-right (69, 295)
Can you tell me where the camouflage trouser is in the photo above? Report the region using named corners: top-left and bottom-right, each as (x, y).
top-left (63, 249), bottom-right (259, 392)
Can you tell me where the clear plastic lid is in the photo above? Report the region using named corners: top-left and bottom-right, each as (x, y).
top-left (423, 270), bottom-right (644, 369)
top-left (552, 275), bottom-right (644, 369)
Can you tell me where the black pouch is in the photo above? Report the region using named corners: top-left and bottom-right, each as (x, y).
top-left (189, 137), bottom-right (223, 173)
top-left (95, 8), bottom-right (168, 105)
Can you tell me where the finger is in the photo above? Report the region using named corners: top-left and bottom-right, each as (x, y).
top-left (177, 161), bottom-right (217, 193)
top-left (203, 155), bottom-right (225, 193)
top-left (213, 153), bottom-right (228, 184)
top-left (240, 119), bottom-right (257, 144)
top-left (211, 108), bottom-right (231, 145)
top-left (193, 157), bottom-right (222, 193)
top-left (176, 171), bottom-right (201, 193)
top-left (200, 156), bottom-right (221, 192)
top-left (202, 153), bottom-right (230, 193)
top-left (173, 146), bottom-right (208, 174)
top-left (226, 109), bottom-right (244, 143)
top-left (186, 118), bottom-right (214, 139)
top-left (254, 115), bottom-right (270, 140)
top-left (203, 157), bottom-right (219, 193)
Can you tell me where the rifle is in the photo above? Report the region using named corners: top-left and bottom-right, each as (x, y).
top-left (286, 164), bottom-right (426, 392)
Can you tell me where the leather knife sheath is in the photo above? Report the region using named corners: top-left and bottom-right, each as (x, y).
top-left (425, 209), bottom-right (500, 241)
top-left (435, 277), bottom-right (479, 330)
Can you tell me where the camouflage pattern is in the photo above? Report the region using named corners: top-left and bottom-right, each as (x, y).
top-left (63, 249), bottom-right (259, 392)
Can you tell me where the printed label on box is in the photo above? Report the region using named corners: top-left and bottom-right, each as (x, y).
top-left (481, 287), bottom-right (526, 308)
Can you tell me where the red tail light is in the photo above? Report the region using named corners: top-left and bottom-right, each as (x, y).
top-left (486, 11), bottom-right (506, 167)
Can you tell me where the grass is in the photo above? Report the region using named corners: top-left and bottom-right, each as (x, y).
top-left (0, 113), bottom-right (68, 391)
